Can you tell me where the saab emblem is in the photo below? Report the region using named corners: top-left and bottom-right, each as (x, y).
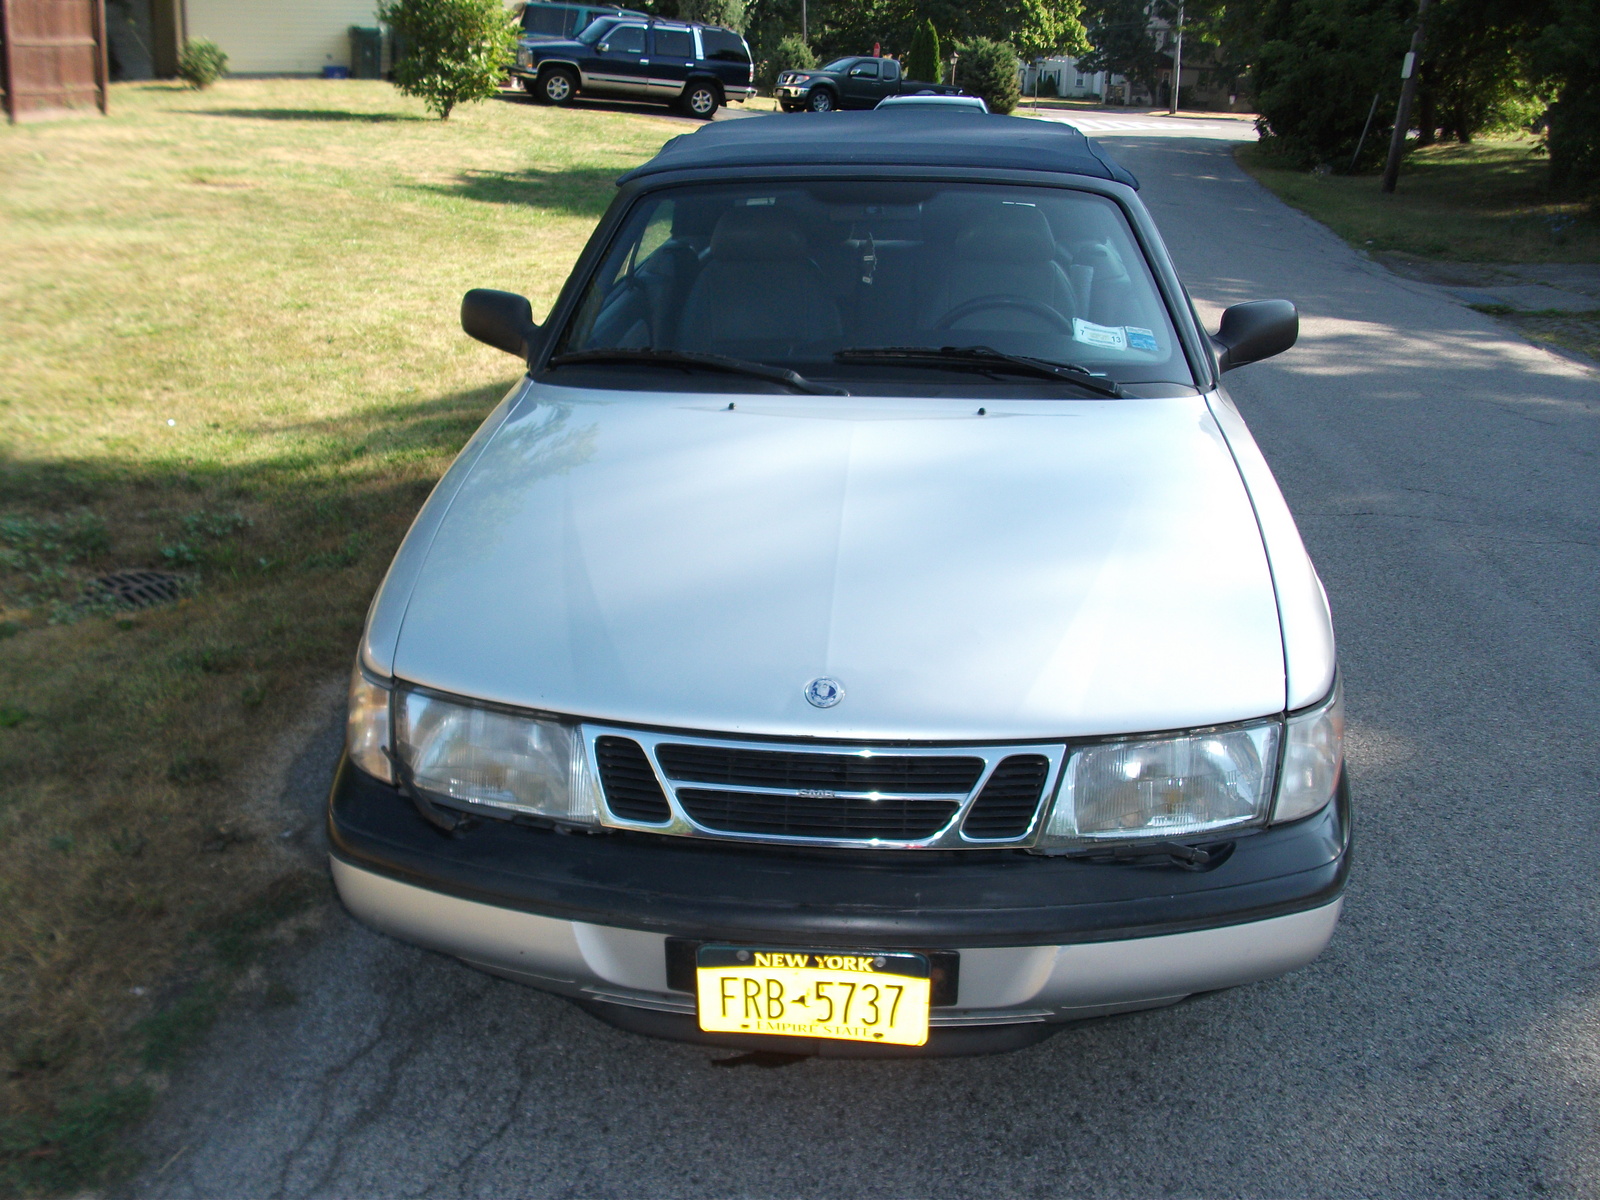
top-left (804, 677), bottom-right (844, 708)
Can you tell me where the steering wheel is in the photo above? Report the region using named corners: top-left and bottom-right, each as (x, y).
top-left (933, 294), bottom-right (1073, 334)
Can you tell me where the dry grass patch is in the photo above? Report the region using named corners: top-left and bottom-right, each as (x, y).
top-left (0, 78), bottom-right (679, 1195)
top-left (1236, 135), bottom-right (1600, 264)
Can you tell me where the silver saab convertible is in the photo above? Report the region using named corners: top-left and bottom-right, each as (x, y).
top-left (333, 112), bottom-right (1348, 1056)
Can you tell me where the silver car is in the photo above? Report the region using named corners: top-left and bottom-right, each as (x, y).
top-left (333, 110), bottom-right (1347, 1057)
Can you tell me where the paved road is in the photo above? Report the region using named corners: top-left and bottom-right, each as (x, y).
top-left (121, 125), bottom-right (1600, 1199)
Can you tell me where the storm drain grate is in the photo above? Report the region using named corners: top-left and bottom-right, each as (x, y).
top-left (83, 570), bottom-right (186, 610)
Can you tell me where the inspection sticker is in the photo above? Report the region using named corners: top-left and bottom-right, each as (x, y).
top-left (1125, 326), bottom-right (1159, 352)
top-left (1072, 318), bottom-right (1127, 351)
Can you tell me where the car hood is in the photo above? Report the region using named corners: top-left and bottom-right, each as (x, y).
top-left (390, 385), bottom-right (1286, 740)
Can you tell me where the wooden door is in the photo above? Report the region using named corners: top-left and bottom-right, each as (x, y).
top-left (1, 0), bottom-right (109, 121)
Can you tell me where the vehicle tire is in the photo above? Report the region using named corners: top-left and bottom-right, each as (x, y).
top-left (806, 87), bottom-right (835, 112)
top-left (537, 66), bottom-right (578, 106)
top-left (681, 81), bottom-right (721, 119)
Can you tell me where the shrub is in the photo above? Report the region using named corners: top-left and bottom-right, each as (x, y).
top-left (177, 39), bottom-right (228, 89)
top-left (954, 38), bottom-right (1020, 114)
top-left (377, 0), bottom-right (519, 120)
top-left (905, 19), bottom-right (942, 84)
top-left (1035, 69), bottom-right (1059, 98)
top-left (761, 33), bottom-right (816, 91)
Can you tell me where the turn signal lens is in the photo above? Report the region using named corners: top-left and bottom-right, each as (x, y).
top-left (1041, 723), bottom-right (1279, 844)
top-left (395, 689), bottom-right (600, 824)
top-left (346, 662), bottom-right (393, 783)
top-left (1273, 679), bottom-right (1344, 823)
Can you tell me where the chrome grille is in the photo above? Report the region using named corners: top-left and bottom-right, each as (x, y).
top-left (585, 727), bottom-right (1065, 849)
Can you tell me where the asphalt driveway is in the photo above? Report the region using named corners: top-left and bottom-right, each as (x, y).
top-left (119, 121), bottom-right (1600, 1200)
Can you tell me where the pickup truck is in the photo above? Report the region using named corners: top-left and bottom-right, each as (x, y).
top-left (776, 56), bottom-right (963, 111)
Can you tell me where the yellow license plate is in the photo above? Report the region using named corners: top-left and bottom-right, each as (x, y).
top-left (696, 946), bottom-right (931, 1046)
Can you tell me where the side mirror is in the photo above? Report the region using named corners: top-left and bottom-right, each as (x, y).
top-left (1211, 299), bottom-right (1298, 373)
top-left (596, 41), bottom-right (610, 51)
top-left (461, 289), bottom-right (541, 361)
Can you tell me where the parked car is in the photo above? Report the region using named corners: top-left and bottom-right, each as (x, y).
top-left (776, 56), bottom-right (963, 111)
top-left (517, 2), bottom-right (646, 42)
top-left (333, 111), bottom-right (1347, 1057)
top-left (876, 93), bottom-right (988, 112)
top-left (512, 16), bottom-right (753, 117)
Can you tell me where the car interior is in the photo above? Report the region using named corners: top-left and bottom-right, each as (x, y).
top-left (556, 181), bottom-right (1187, 382)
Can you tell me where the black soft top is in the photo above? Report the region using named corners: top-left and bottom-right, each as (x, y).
top-left (619, 111), bottom-right (1140, 189)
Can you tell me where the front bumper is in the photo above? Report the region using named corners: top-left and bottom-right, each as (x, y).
top-left (329, 757), bottom-right (1349, 1051)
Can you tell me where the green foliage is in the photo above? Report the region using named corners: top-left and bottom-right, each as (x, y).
top-left (378, 0), bottom-right (519, 120)
top-left (1251, 0), bottom-right (1412, 167)
top-left (750, 0), bottom-right (1084, 65)
top-left (677, 0), bottom-right (747, 28)
top-left (760, 32), bottom-right (816, 88)
top-left (906, 19), bottom-right (942, 82)
top-left (1035, 68), bottom-right (1058, 97)
top-left (1414, 0), bottom-right (1545, 144)
top-left (1532, 0), bottom-right (1600, 194)
top-left (1080, 0), bottom-right (1169, 96)
top-left (954, 37), bottom-right (1020, 113)
top-left (177, 38), bottom-right (228, 89)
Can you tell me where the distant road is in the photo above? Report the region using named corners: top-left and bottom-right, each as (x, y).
top-left (120, 117), bottom-right (1600, 1200)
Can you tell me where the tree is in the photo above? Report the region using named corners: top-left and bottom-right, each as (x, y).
top-left (1414, 0), bottom-right (1544, 144)
top-left (1079, 0), bottom-right (1169, 98)
top-left (1250, 0), bottom-right (1415, 166)
top-left (378, 0), bottom-right (519, 120)
top-left (759, 32), bottom-right (817, 88)
top-left (1531, 0), bottom-right (1600, 194)
top-left (906, 18), bottom-right (942, 82)
top-left (955, 37), bottom-right (1021, 112)
top-left (658, 0), bottom-right (748, 28)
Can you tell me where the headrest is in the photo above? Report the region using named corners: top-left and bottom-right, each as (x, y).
top-left (952, 207), bottom-right (1056, 264)
top-left (708, 209), bottom-right (809, 261)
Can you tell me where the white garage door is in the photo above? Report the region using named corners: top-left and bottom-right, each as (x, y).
top-left (185, 0), bottom-right (384, 74)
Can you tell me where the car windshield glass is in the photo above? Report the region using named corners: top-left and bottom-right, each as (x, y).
top-left (551, 181), bottom-right (1193, 390)
top-left (819, 58), bottom-right (854, 71)
top-left (576, 18), bottom-right (617, 42)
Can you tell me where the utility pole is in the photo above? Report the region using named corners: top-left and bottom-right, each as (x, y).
top-left (1381, 0), bottom-right (1431, 194)
top-left (802, 0), bottom-right (808, 43)
top-left (1168, 2), bottom-right (1184, 115)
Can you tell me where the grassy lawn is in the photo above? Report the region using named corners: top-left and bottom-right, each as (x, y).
top-left (1235, 135), bottom-right (1600, 264)
top-left (0, 77), bottom-right (682, 1194)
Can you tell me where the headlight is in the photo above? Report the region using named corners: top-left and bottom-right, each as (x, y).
top-left (1039, 722), bottom-right (1279, 845)
top-left (347, 661), bottom-right (393, 784)
top-left (1273, 678), bottom-right (1344, 823)
top-left (394, 688), bottom-right (600, 825)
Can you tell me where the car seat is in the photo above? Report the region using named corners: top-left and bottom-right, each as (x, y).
top-left (678, 209), bottom-right (842, 358)
top-left (921, 207), bottom-right (1078, 334)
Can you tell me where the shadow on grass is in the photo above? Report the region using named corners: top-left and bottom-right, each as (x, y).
top-left (192, 108), bottom-right (428, 123)
top-left (407, 166), bottom-right (621, 219)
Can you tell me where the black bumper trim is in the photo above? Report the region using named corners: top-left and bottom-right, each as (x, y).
top-left (328, 755), bottom-right (1350, 948)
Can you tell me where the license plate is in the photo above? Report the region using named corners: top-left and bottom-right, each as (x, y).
top-left (696, 946), bottom-right (931, 1046)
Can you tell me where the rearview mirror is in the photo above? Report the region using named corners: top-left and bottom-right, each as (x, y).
top-left (1212, 300), bottom-right (1298, 373)
top-left (461, 289), bottom-right (541, 361)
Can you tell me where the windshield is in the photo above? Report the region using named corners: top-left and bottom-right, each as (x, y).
top-left (552, 180), bottom-right (1193, 390)
top-left (576, 17), bottom-right (618, 43)
top-left (819, 58), bottom-right (855, 72)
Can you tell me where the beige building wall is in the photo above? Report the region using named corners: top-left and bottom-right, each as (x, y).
top-left (185, 0), bottom-right (384, 74)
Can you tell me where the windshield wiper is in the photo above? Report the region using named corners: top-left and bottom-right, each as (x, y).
top-left (834, 345), bottom-right (1123, 398)
top-left (546, 349), bottom-right (848, 396)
